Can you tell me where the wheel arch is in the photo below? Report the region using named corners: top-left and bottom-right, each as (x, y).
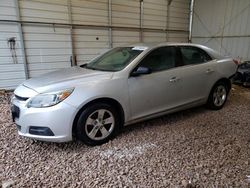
top-left (207, 77), bottom-right (231, 102)
top-left (72, 97), bottom-right (125, 138)
top-left (215, 77), bottom-right (231, 91)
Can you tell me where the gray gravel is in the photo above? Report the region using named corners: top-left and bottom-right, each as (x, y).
top-left (1, 86), bottom-right (250, 187)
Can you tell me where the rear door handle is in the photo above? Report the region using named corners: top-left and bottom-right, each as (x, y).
top-left (169, 77), bottom-right (181, 83)
top-left (206, 69), bottom-right (214, 74)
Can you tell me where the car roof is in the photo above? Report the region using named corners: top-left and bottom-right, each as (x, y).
top-left (125, 42), bottom-right (225, 59)
top-left (126, 42), bottom-right (206, 48)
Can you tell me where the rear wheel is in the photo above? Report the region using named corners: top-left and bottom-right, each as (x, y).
top-left (76, 103), bottom-right (121, 146)
top-left (207, 81), bottom-right (229, 110)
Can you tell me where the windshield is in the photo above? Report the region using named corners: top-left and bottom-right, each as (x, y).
top-left (81, 47), bottom-right (144, 71)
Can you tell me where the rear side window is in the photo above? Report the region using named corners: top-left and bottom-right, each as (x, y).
top-left (139, 47), bottom-right (176, 72)
top-left (180, 46), bottom-right (212, 65)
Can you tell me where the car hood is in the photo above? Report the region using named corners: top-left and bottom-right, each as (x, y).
top-left (22, 66), bottom-right (114, 93)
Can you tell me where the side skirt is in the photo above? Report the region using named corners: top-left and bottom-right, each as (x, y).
top-left (124, 99), bottom-right (205, 126)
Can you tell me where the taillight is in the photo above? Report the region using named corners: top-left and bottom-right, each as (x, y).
top-left (233, 59), bottom-right (239, 65)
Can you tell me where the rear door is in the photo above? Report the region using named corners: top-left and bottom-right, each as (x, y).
top-left (177, 46), bottom-right (217, 105)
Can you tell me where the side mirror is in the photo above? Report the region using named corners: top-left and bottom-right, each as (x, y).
top-left (131, 66), bottom-right (151, 77)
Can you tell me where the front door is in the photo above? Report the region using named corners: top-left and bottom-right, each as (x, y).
top-left (128, 46), bottom-right (183, 120)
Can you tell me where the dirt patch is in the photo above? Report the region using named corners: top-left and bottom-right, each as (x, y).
top-left (1, 85), bottom-right (250, 187)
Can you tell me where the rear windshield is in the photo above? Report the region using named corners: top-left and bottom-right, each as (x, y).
top-left (81, 47), bottom-right (144, 71)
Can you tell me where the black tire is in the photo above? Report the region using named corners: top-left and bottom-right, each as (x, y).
top-left (232, 72), bottom-right (243, 85)
top-left (206, 81), bottom-right (229, 110)
top-left (242, 73), bottom-right (250, 87)
top-left (76, 103), bottom-right (121, 146)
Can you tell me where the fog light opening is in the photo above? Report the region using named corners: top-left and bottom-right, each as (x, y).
top-left (29, 126), bottom-right (54, 136)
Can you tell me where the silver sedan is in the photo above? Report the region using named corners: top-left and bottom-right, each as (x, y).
top-left (11, 43), bottom-right (237, 145)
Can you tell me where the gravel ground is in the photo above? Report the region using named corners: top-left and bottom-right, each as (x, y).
top-left (0, 85), bottom-right (250, 187)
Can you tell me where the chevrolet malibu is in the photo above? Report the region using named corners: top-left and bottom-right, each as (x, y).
top-left (11, 43), bottom-right (237, 145)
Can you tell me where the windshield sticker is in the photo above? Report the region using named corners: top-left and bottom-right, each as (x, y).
top-left (132, 46), bottom-right (148, 51)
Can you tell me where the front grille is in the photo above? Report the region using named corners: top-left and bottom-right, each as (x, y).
top-left (11, 105), bottom-right (20, 121)
top-left (15, 95), bottom-right (29, 101)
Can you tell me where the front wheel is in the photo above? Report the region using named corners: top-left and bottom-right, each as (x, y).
top-left (76, 103), bottom-right (121, 146)
top-left (207, 82), bottom-right (229, 110)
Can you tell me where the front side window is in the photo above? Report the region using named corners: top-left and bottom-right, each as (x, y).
top-left (138, 47), bottom-right (176, 72)
top-left (82, 47), bottom-right (143, 71)
top-left (180, 46), bottom-right (212, 65)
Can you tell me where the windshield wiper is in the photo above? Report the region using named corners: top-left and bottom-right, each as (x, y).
top-left (81, 64), bottom-right (116, 72)
top-left (80, 64), bottom-right (96, 70)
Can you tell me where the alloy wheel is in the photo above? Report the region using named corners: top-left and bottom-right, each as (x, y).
top-left (85, 109), bottom-right (115, 141)
top-left (213, 85), bottom-right (227, 107)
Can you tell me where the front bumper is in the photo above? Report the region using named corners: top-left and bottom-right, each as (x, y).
top-left (11, 97), bottom-right (77, 142)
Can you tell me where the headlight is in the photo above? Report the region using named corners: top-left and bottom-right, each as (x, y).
top-left (26, 88), bottom-right (74, 108)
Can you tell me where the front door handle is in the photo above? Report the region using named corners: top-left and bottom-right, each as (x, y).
top-left (169, 77), bottom-right (181, 83)
top-left (206, 69), bottom-right (214, 74)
